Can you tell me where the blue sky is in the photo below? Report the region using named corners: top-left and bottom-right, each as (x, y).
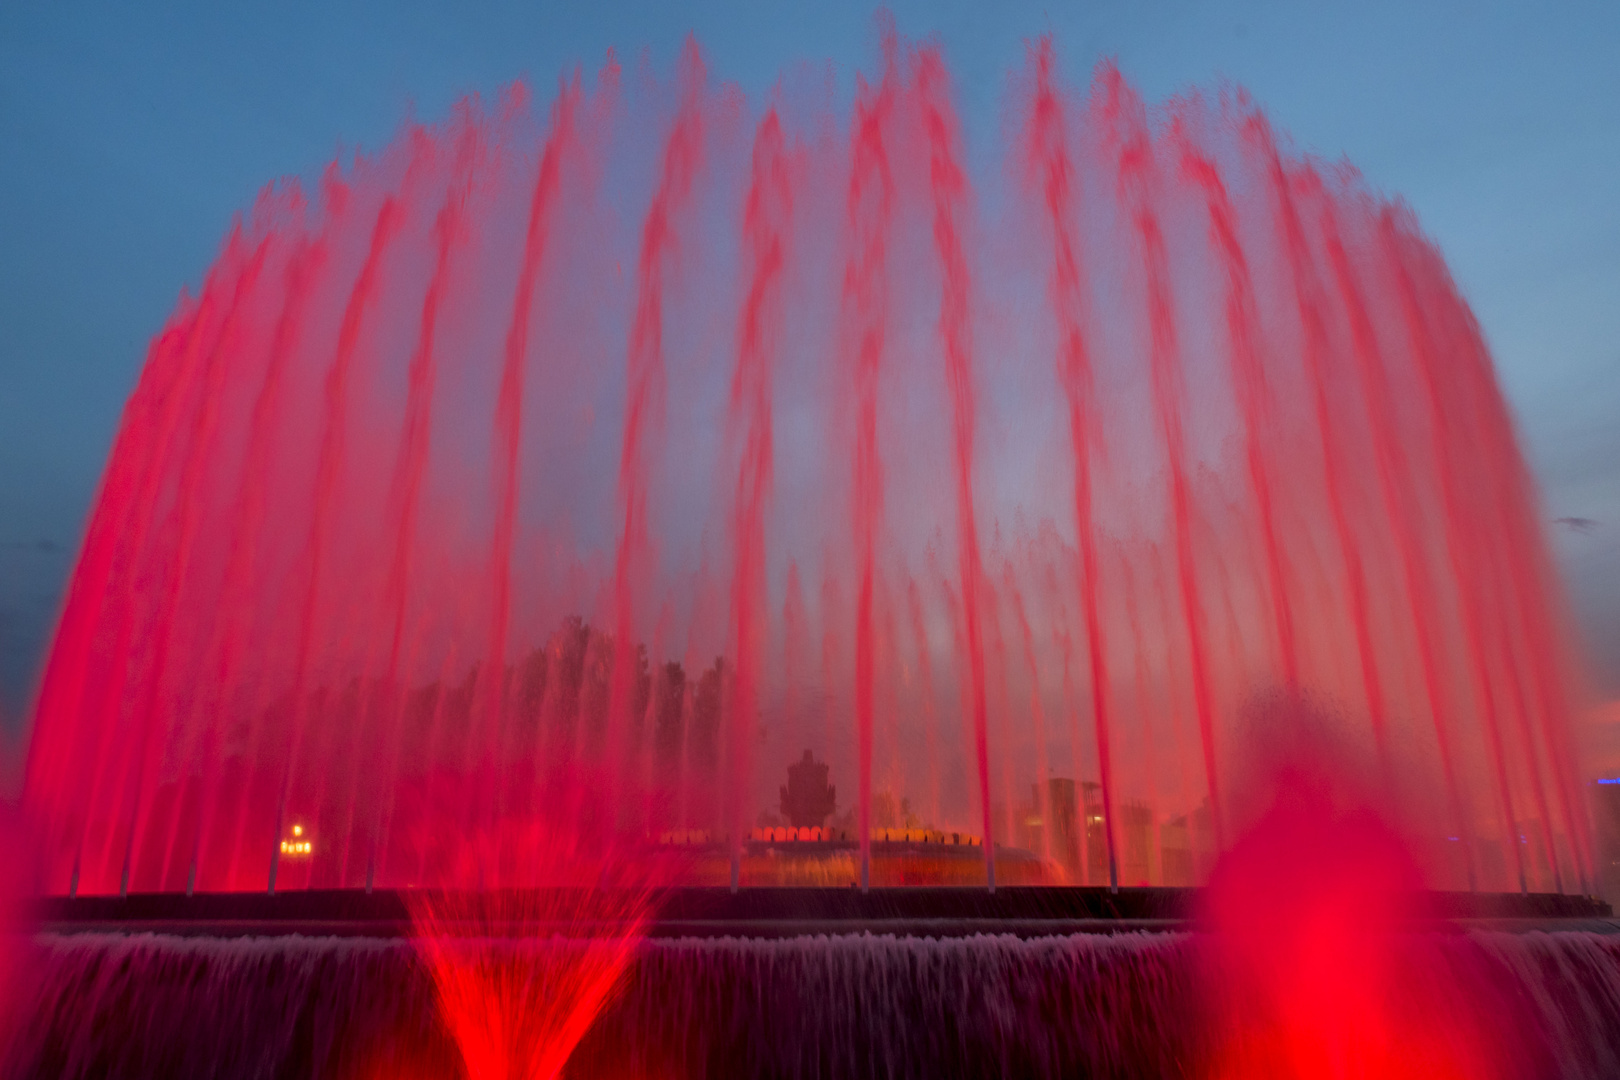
top-left (1, 0), bottom-right (1617, 719)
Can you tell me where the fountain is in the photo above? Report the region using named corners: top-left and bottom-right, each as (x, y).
top-left (8, 25), bottom-right (1619, 1080)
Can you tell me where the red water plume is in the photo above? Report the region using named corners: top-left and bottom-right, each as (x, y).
top-left (0, 780), bottom-right (31, 1058)
top-left (22, 26), bottom-right (1588, 901)
top-left (727, 104), bottom-right (797, 883)
top-left (917, 41), bottom-right (993, 891)
top-left (605, 39), bottom-right (708, 855)
top-left (1022, 37), bottom-right (1120, 889)
top-left (1201, 706), bottom-right (1497, 1079)
top-left (408, 840), bottom-right (659, 1080)
top-left (482, 78), bottom-right (585, 872)
top-left (843, 27), bottom-right (899, 892)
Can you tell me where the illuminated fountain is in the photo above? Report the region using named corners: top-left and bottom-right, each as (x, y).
top-left (10, 25), bottom-right (1619, 1080)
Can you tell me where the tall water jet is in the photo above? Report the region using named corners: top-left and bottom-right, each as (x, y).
top-left (1382, 206), bottom-right (1529, 893)
top-left (321, 137), bottom-right (456, 890)
top-left (1174, 122), bottom-right (1299, 691)
top-left (727, 105), bottom-right (795, 888)
top-left (18, 31), bottom-right (1591, 904)
top-left (68, 267), bottom-right (231, 895)
top-left (270, 192), bottom-right (404, 894)
top-left (917, 43), bottom-right (995, 891)
top-left (480, 76), bottom-right (592, 888)
top-left (1254, 128), bottom-right (1389, 768)
top-left (1022, 38), bottom-right (1120, 889)
top-left (210, 232), bottom-right (328, 894)
top-left (609, 41), bottom-right (707, 859)
top-left (138, 236), bottom-right (274, 895)
top-left (1315, 188), bottom-right (1476, 886)
top-left (843, 36), bottom-right (898, 892)
top-left (1102, 64), bottom-right (1225, 852)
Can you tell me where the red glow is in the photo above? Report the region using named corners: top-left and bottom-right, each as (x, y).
top-left (1202, 731), bottom-right (1498, 1079)
top-left (408, 835), bottom-right (661, 1080)
top-left (22, 29), bottom-right (1587, 906)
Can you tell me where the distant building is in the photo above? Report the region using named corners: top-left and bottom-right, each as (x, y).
top-left (780, 749), bottom-right (837, 828)
top-left (1594, 779), bottom-right (1620, 903)
top-left (1014, 778), bottom-right (1082, 873)
top-left (1047, 778), bottom-right (1080, 874)
top-left (1077, 782), bottom-right (1204, 886)
top-left (1007, 778), bottom-right (1212, 886)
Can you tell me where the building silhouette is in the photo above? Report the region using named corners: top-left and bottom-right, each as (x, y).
top-left (780, 750), bottom-right (836, 828)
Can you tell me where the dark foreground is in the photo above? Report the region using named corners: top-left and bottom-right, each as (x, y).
top-left (32, 885), bottom-right (1613, 938)
top-left (7, 889), bottom-right (1620, 1079)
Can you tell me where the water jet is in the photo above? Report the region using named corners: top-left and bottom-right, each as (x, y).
top-left (12, 28), bottom-right (1619, 1080)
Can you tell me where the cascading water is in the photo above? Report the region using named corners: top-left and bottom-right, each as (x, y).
top-left (21, 31), bottom-right (1592, 904)
top-left (7, 928), bottom-right (1620, 1079)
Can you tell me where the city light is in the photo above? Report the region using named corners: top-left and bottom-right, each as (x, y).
top-left (281, 825), bottom-right (312, 857)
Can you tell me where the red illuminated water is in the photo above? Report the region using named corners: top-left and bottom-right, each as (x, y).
top-left (405, 837), bottom-right (658, 1080)
top-left (22, 33), bottom-right (1590, 904)
top-left (1200, 706), bottom-right (1508, 1079)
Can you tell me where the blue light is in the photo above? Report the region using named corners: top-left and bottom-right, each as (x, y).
top-left (1598, 778), bottom-right (1620, 785)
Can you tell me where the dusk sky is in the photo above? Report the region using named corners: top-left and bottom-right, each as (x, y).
top-left (2, 0), bottom-right (1617, 726)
